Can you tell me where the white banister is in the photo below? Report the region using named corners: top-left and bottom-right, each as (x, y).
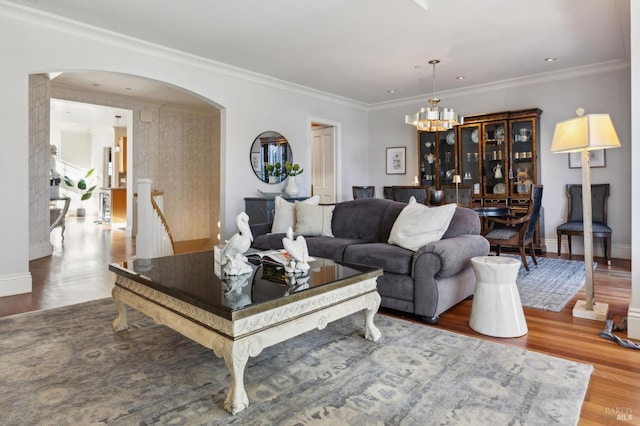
top-left (136, 178), bottom-right (174, 258)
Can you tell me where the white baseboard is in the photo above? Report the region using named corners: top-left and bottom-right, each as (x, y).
top-left (29, 241), bottom-right (53, 261)
top-left (0, 272), bottom-right (32, 297)
top-left (542, 238), bottom-right (631, 260)
top-left (626, 307), bottom-right (640, 340)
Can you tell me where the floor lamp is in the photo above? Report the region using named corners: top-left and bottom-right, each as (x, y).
top-left (550, 108), bottom-right (621, 320)
top-left (452, 175), bottom-right (462, 205)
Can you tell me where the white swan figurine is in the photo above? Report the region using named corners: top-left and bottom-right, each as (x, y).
top-left (282, 226), bottom-right (310, 273)
top-left (222, 212), bottom-right (254, 275)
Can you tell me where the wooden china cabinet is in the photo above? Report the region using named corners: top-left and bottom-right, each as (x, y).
top-left (415, 107), bottom-right (545, 252)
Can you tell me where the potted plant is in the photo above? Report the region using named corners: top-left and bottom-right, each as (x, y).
top-left (63, 168), bottom-right (97, 217)
top-left (284, 161), bottom-right (303, 196)
top-left (266, 162), bottom-right (282, 184)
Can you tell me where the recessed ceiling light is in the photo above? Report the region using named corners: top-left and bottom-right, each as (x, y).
top-left (387, 89), bottom-right (396, 94)
top-left (545, 57), bottom-right (557, 62)
top-left (92, 83), bottom-right (101, 87)
top-left (125, 87), bottom-right (132, 91)
top-left (456, 76), bottom-right (465, 80)
top-left (414, 65), bottom-right (422, 70)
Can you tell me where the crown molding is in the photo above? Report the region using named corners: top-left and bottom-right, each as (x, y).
top-left (0, 1), bottom-right (368, 111)
top-left (1, 1), bottom-right (630, 113)
top-left (369, 60), bottom-right (630, 111)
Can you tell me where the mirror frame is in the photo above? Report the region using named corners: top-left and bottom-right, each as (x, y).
top-left (250, 131), bottom-right (292, 184)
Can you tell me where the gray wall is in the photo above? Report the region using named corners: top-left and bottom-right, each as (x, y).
top-left (369, 66), bottom-right (631, 258)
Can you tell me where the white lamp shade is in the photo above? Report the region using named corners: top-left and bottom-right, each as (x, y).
top-left (452, 175), bottom-right (462, 184)
top-left (550, 114), bottom-right (621, 153)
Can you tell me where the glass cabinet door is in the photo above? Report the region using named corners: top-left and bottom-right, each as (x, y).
top-left (482, 121), bottom-right (508, 198)
top-left (510, 119), bottom-right (535, 197)
top-left (458, 124), bottom-right (481, 196)
top-left (419, 132), bottom-right (437, 186)
top-left (438, 130), bottom-right (456, 187)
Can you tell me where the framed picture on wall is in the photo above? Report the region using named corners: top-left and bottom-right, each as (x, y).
top-left (386, 146), bottom-right (406, 175)
top-left (568, 150), bottom-right (606, 169)
top-left (251, 152), bottom-right (261, 171)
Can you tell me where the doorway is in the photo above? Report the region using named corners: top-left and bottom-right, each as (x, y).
top-left (50, 99), bottom-right (132, 231)
top-left (310, 123), bottom-right (337, 203)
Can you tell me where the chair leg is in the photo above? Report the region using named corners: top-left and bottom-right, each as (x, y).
top-left (606, 235), bottom-right (612, 266)
top-left (567, 235), bottom-right (572, 255)
top-left (557, 232), bottom-right (561, 257)
top-left (495, 245), bottom-right (502, 256)
top-left (529, 241), bottom-right (538, 266)
top-left (519, 246), bottom-right (530, 272)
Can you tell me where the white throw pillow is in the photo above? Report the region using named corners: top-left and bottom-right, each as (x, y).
top-left (271, 195), bottom-right (320, 233)
top-left (295, 203), bottom-right (335, 237)
top-left (388, 197), bottom-right (457, 251)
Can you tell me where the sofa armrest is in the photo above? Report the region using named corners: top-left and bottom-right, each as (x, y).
top-left (250, 223), bottom-right (272, 238)
top-left (414, 234), bottom-right (490, 278)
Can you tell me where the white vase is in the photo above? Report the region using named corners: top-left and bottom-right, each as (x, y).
top-left (284, 176), bottom-right (299, 197)
top-left (268, 176), bottom-right (276, 184)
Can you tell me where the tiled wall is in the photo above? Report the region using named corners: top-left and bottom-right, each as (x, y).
top-left (157, 106), bottom-right (219, 241)
top-left (28, 74), bottom-right (51, 249)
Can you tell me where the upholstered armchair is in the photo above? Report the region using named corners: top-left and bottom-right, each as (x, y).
top-left (483, 185), bottom-right (543, 272)
top-left (556, 183), bottom-right (611, 265)
top-left (352, 186), bottom-right (375, 199)
top-left (391, 185), bottom-right (429, 204)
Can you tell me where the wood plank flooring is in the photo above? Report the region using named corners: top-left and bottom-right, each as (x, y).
top-left (1, 217), bottom-right (637, 424)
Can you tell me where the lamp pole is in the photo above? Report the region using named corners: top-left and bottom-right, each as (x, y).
top-left (580, 149), bottom-right (595, 310)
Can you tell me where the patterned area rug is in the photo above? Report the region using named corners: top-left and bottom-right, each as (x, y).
top-left (512, 256), bottom-right (596, 312)
top-left (0, 299), bottom-right (592, 425)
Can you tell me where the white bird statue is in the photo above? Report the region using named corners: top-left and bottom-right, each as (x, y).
top-left (282, 226), bottom-right (310, 274)
top-left (222, 212), bottom-right (254, 275)
top-left (223, 272), bottom-right (252, 309)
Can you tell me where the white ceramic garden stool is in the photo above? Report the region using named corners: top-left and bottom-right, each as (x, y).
top-left (469, 256), bottom-right (528, 338)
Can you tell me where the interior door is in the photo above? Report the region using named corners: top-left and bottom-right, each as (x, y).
top-left (311, 126), bottom-right (335, 203)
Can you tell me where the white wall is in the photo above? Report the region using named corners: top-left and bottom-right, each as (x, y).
top-left (369, 67), bottom-right (632, 259)
top-left (627, 0), bottom-right (639, 339)
top-left (0, 4), bottom-right (369, 296)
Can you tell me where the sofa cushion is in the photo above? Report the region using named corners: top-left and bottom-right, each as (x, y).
top-left (343, 242), bottom-right (414, 275)
top-left (271, 195), bottom-right (319, 233)
top-left (442, 206), bottom-right (482, 238)
top-left (252, 233), bottom-right (287, 251)
top-left (295, 203), bottom-right (335, 237)
top-left (388, 199), bottom-right (457, 251)
top-left (305, 237), bottom-right (368, 262)
top-left (331, 198), bottom-right (405, 242)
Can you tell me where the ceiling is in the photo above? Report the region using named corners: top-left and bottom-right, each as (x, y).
top-left (12, 0), bottom-right (630, 107)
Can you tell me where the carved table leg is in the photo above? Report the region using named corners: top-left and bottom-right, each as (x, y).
top-left (214, 339), bottom-right (250, 414)
top-left (364, 291), bottom-right (382, 342)
top-left (111, 287), bottom-right (129, 332)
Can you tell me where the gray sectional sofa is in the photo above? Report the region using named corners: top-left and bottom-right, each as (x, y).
top-left (251, 198), bottom-right (490, 324)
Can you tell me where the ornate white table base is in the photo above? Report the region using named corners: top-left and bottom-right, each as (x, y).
top-left (111, 275), bottom-right (381, 414)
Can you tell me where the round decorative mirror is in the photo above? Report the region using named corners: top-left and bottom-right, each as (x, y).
top-left (250, 131), bottom-right (292, 184)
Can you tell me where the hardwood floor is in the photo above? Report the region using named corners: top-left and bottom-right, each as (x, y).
top-left (1, 217), bottom-right (637, 424)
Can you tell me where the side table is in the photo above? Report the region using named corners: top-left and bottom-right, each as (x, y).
top-left (469, 256), bottom-right (527, 338)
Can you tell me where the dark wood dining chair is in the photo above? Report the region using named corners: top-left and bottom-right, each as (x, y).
top-left (442, 185), bottom-right (473, 207)
top-left (483, 185), bottom-right (543, 272)
top-left (556, 183), bottom-right (611, 265)
top-left (391, 185), bottom-right (429, 204)
top-left (383, 186), bottom-right (393, 200)
top-left (352, 186), bottom-right (375, 199)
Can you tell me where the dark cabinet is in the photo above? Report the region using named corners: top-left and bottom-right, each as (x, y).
top-left (244, 197), bottom-right (307, 225)
top-left (415, 108), bottom-right (544, 251)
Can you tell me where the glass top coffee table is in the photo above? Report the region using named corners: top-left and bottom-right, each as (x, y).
top-left (109, 251), bottom-right (383, 414)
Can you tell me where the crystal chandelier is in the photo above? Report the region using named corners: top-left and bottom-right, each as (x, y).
top-left (405, 59), bottom-right (462, 131)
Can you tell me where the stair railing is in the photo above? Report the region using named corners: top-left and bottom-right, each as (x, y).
top-left (136, 178), bottom-right (175, 258)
